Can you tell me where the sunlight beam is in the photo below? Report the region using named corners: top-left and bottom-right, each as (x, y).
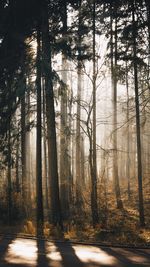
top-left (4, 238), bottom-right (37, 266)
top-left (73, 245), bottom-right (118, 265)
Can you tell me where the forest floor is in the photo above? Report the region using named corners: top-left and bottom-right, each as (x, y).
top-left (0, 237), bottom-right (150, 266)
top-left (63, 177), bottom-right (150, 247)
top-left (0, 178), bottom-right (150, 248)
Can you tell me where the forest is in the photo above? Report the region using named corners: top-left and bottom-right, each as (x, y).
top-left (0, 0), bottom-right (149, 246)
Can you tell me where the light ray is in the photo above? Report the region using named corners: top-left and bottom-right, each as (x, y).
top-left (73, 245), bottom-right (117, 265)
top-left (4, 238), bottom-right (37, 266)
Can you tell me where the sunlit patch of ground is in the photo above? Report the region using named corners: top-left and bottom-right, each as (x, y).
top-left (4, 238), bottom-right (37, 266)
top-left (4, 239), bottom-right (64, 266)
top-left (46, 243), bottom-right (63, 267)
top-left (2, 238), bottom-right (150, 267)
top-left (73, 245), bottom-right (117, 266)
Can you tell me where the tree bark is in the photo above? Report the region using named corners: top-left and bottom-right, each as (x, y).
top-left (91, 0), bottom-right (99, 227)
top-left (74, 0), bottom-right (85, 213)
top-left (126, 63), bottom-right (131, 200)
top-left (36, 23), bottom-right (44, 235)
top-left (21, 80), bottom-right (27, 208)
top-left (43, 81), bottom-right (49, 211)
top-left (7, 125), bottom-right (12, 225)
top-left (59, 1), bottom-right (71, 219)
top-left (41, 1), bottom-right (63, 228)
top-left (132, 2), bottom-right (145, 226)
top-left (15, 131), bottom-right (20, 193)
top-left (110, 4), bottom-right (123, 209)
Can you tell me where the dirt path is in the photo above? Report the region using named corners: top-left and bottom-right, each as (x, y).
top-left (0, 237), bottom-right (149, 266)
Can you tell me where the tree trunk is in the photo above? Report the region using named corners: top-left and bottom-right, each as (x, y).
top-left (110, 5), bottom-right (123, 209)
top-left (59, 2), bottom-right (70, 218)
top-left (43, 81), bottom-right (49, 211)
top-left (21, 81), bottom-right (27, 209)
top-left (80, 134), bottom-right (85, 187)
top-left (126, 63), bottom-right (131, 199)
top-left (132, 2), bottom-right (145, 226)
top-left (68, 84), bottom-right (73, 209)
top-left (26, 81), bottom-right (32, 210)
top-left (145, 0), bottom-right (150, 89)
top-left (76, 62), bottom-right (83, 208)
top-left (36, 23), bottom-right (44, 235)
top-left (91, 0), bottom-right (99, 227)
top-left (7, 125), bottom-right (12, 225)
top-left (16, 131), bottom-right (20, 193)
top-left (41, 1), bottom-right (63, 228)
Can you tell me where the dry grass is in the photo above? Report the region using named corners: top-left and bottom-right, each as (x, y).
top-left (0, 177), bottom-right (149, 247)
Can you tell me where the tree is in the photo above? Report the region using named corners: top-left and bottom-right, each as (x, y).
top-left (43, 81), bottom-right (49, 210)
top-left (91, 0), bottom-right (99, 226)
top-left (110, 1), bottom-right (123, 209)
top-left (75, 0), bottom-right (84, 213)
top-left (131, 0), bottom-right (145, 226)
top-left (36, 21), bottom-right (44, 235)
top-left (41, 0), bottom-right (63, 228)
top-left (59, 0), bottom-right (71, 220)
top-left (20, 67), bottom-right (27, 208)
top-left (126, 62), bottom-right (131, 200)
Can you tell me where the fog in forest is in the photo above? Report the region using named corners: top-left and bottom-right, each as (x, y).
top-left (0, 0), bottom-right (149, 246)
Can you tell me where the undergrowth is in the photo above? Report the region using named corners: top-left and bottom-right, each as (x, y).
top-left (0, 178), bottom-right (149, 247)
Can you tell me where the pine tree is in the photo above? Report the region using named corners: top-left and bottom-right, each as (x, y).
top-left (36, 21), bottom-right (44, 235)
top-left (41, 0), bottom-right (63, 228)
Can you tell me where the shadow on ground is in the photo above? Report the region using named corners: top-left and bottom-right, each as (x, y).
top-left (0, 237), bottom-right (149, 267)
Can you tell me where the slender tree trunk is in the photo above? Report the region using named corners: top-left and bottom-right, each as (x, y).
top-left (59, 4), bottom-right (73, 219)
top-left (91, 0), bottom-right (99, 227)
top-left (36, 23), bottom-right (44, 235)
top-left (16, 131), bottom-right (20, 193)
top-left (76, 62), bottom-right (83, 208)
top-left (126, 64), bottom-right (131, 199)
top-left (41, 1), bottom-right (63, 228)
top-left (60, 6), bottom-right (70, 218)
top-left (145, 0), bottom-right (150, 189)
top-left (71, 102), bottom-right (76, 207)
top-left (43, 82), bottom-right (49, 211)
top-left (80, 134), bottom-right (85, 186)
top-left (132, 2), bottom-right (145, 226)
top-left (145, 0), bottom-right (150, 90)
top-left (75, 0), bottom-right (84, 212)
top-left (7, 125), bottom-right (12, 225)
top-left (60, 57), bottom-right (69, 219)
top-left (21, 83), bottom-right (27, 207)
top-left (110, 5), bottom-right (123, 209)
top-left (26, 83), bottom-right (31, 210)
top-left (68, 86), bottom-right (73, 207)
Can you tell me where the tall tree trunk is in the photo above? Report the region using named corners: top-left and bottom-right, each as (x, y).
top-left (7, 125), bottom-right (12, 225)
top-left (36, 23), bottom-right (44, 235)
top-left (76, 60), bottom-right (83, 209)
top-left (59, 1), bottom-right (70, 219)
top-left (110, 5), bottom-right (123, 209)
top-left (145, 0), bottom-right (150, 183)
top-left (16, 130), bottom-right (20, 193)
top-left (126, 64), bottom-right (131, 199)
top-left (80, 134), bottom-right (85, 187)
top-left (26, 82), bottom-right (31, 210)
top-left (132, 2), bottom-right (145, 226)
top-left (43, 81), bottom-right (49, 211)
top-left (21, 81), bottom-right (27, 209)
top-left (68, 85), bottom-right (73, 208)
top-left (71, 100), bottom-right (76, 206)
top-left (41, 1), bottom-right (63, 228)
top-left (91, 0), bottom-right (99, 227)
top-left (75, 0), bottom-right (84, 212)
top-left (145, 0), bottom-right (150, 89)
